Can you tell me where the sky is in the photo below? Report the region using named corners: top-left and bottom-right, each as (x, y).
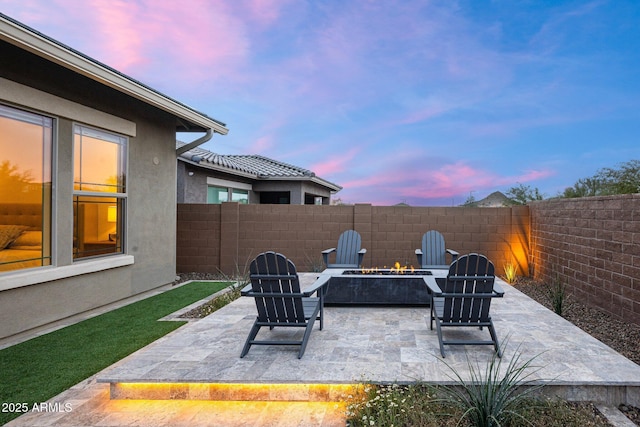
top-left (3, 0), bottom-right (640, 206)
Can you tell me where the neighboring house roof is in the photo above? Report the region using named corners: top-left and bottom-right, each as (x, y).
top-left (0, 13), bottom-right (228, 136)
top-left (177, 141), bottom-right (342, 192)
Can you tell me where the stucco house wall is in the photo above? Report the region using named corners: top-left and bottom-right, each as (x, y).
top-left (0, 16), bottom-right (227, 340)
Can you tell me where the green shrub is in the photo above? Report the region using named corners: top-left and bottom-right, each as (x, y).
top-left (547, 275), bottom-right (568, 317)
top-left (433, 346), bottom-right (544, 427)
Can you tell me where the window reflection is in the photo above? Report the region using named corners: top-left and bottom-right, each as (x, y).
top-left (0, 104), bottom-right (52, 273)
top-left (73, 124), bottom-right (127, 260)
top-left (74, 126), bottom-right (125, 193)
top-left (73, 196), bottom-right (123, 258)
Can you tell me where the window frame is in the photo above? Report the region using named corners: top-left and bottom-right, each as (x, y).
top-left (0, 103), bottom-right (54, 273)
top-left (207, 185), bottom-right (250, 204)
top-left (72, 123), bottom-right (128, 260)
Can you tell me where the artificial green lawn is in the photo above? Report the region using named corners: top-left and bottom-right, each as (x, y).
top-left (0, 280), bottom-right (231, 425)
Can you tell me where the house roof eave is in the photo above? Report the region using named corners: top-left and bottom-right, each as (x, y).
top-left (0, 13), bottom-right (228, 136)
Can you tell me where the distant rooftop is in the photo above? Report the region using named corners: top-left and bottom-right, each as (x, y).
top-left (177, 141), bottom-right (342, 192)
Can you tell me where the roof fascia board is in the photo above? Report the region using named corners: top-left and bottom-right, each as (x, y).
top-left (311, 177), bottom-right (342, 192)
top-left (0, 15), bottom-right (228, 135)
top-left (256, 175), bottom-right (342, 192)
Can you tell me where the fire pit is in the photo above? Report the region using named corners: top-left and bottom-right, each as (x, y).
top-left (323, 265), bottom-right (434, 306)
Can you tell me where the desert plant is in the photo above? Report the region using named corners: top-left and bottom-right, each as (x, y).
top-left (181, 285), bottom-right (241, 318)
top-left (346, 382), bottom-right (463, 427)
top-left (304, 251), bottom-right (326, 272)
top-left (217, 254), bottom-right (254, 287)
top-left (547, 275), bottom-right (568, 317)
top-left (503, 262), bottom-right (518, 284)
top-left (433, 344), bottom-right (545, 427)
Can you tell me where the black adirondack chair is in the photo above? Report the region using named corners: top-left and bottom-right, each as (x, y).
top-left (240, 251), bottom-right (329, 359)
top-left (415, 230), bottom-right (459, 269)
top-left (322, 230), bottom-right (367, 268)
top-left (423, 253), bottom-right (504, 357)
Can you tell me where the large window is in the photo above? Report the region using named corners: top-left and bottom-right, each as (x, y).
top-left (260, 191), bottom-right (290, 204)
top-left (0, 104), bottom-right (52, 273)
top-left (73, 124), bottom-right (126, 259)
top-left (207, 186), bottom-right (228, 204)
top-left (231, 189), bottom-right (249, 204)
top-left (207, 186), bottom-right (249, 204)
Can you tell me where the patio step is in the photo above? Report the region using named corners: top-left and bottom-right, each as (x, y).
top-left (109, 382), bottom-right (362, 402)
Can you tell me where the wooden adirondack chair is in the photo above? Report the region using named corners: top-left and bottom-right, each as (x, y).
top-left (415, 230), bottom-right (459, 269)
top-left (322, 230), bottom-right (367, 268)
top-left (423, 253), bottom-right (504, 357)
top-left (240, 251), bottom-right (329, 358)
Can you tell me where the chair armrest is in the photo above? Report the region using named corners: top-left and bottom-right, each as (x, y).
top-left (446, 249), bottom-right (460, 260)
top-left (303, 274), bottom-right (331, 296)
top-left (243, 291), bottom-right (307, 298)
top-left (240, 283), bottom-right (253, 296)
top-left (423, 276), bottom-right (442, 296)
top-left (492, 282), bottom-right (505, 297)
top-left (322, 248), bottom-right (336, 266)
top-left (356, 248), bottom-right (367, 266)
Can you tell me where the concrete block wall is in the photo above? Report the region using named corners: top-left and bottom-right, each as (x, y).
top-left (176, 204), bottom-right (222, 273)
top-left (176, 203), bottom-right (530, 278)
top-left (529, 194), bottom-right (640, 325)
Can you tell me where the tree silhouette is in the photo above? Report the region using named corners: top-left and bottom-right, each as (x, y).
top-left (0, 160), bottom-right (36, 202)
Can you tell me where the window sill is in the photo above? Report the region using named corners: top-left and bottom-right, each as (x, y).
top-left (0, 255), bottom-right (135, 292)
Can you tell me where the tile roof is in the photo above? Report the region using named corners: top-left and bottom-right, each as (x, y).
top-left (177, 142), bottom-right (342, 191)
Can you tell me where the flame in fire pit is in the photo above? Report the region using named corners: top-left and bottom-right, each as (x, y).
top-left (360, 262), bottom-right (415, 274)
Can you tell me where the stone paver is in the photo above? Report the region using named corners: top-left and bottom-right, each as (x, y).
top-left (6, 273), bottom-right (640, 426)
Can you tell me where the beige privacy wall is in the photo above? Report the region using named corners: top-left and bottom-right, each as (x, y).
top-left (178, 197), bottom-right (640, 326)
top-left (177, 203), bottom-right (530, 277)
top-left (529, 194), bottom-right (640, 325)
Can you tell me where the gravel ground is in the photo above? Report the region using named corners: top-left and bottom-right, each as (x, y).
top-left (513, 277), bottom-right (640, 426)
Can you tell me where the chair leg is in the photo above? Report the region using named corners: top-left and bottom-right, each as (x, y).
top-left (299, 304), bottom-right (322, 358)
top-left (240, 322), bottom-right (261, 358)
top-left (488, 320), bottom-right (501, 358)
top-left (298, 320), bottom-right (315, 359)
top-left (434, 317), bottom-right (446, 358)
top-left (429, 301), bottom-right (435, 330)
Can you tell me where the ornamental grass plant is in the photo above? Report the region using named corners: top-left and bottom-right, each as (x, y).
top-left (503, 262), bottom-right (518, 284)
top-left (346, 344), bottom-right (610, 426)
top-left (547, 274), bottom-right (569, 317)
top-left (433, 345), bottom-right (545, 427)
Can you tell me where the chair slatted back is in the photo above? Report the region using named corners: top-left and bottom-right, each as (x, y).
top-left (422, 230), bottom-right (446, 266)
top-left (335, 230), bottom-right (362, 266)
top-left (249, 252), bottom-right (306, 324)
top-left (441, 254), bottom-right (495, 324)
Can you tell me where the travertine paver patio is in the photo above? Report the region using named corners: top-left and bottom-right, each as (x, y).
top-left (7, 273), bottom-right (640, 426)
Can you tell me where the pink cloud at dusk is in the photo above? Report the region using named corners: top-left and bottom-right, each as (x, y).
top-left (244, 0), bottom-right (297, 28)
top-left (2, 1), bottom-right (640, 205)
top-left (309, 148), bottom-right (361, 177)
top-left (247, 135), bottom-right (274, 154)
top-left (336, 159), bottom-right (555, 206)
top-left (92, 1), bottom-right (251, 86)
top-left (11, 0), bottom-right (255, 90)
